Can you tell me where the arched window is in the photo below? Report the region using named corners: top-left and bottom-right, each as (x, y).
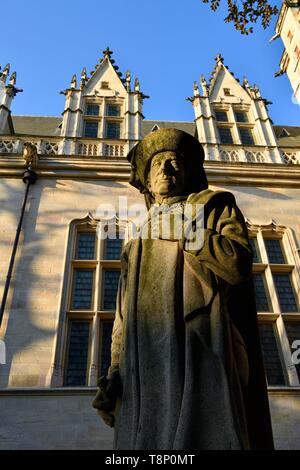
top-left (247, 220), bottom-right (300, 387)
top-left (51, 213), bottom-right (125, 387)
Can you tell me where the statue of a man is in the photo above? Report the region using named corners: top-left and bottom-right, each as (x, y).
top-left (93, 129), bottom-right (274, 450)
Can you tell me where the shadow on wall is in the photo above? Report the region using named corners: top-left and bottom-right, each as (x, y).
top-left (0, 178), bottom-right (60, 388)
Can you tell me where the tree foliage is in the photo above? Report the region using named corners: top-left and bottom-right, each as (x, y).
top-left (202, 0), bottom-right (279, 34)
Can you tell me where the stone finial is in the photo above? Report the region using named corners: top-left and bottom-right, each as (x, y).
top-left (9, 72), bottom-right (17, 86)
top-left (252, 84), bottom-right (261, 98)
top-left (0, 64), bottom-right (10, 83)
top-left (80, 67), bottom-right (87, 88)
top-left (81, 67), bottom-right (87, 82)
top-left (200, 75), bottom-right (209, 97)
top-left (193, 81), bottom-right (200, 97)
top-left (215, 54), bottom-right (224, 65)
top-left (126, 70), bottom-right (131, 92)
top-left (103, 47), bottom-right (113, 59)
top-left (23, 143), bottom-right (38, 169)
top-left (70, 74), bottom-right (77, 89)
top-left (134, 77), bottom-right (140, 92)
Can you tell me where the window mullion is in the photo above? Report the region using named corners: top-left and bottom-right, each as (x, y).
top-left (88, 314), bottom-right (100, 386)
top-left (87, 233), bottom-right (100, 385)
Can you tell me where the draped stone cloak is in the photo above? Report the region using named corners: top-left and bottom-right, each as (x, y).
top-left (108, 188), bottom-right (274, 450)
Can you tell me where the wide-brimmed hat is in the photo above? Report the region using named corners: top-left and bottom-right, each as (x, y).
top-left (127, 128), bottom-right (208, 205)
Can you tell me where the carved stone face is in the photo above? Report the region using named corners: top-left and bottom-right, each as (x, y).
top-left (147, 151), bottom-right (186, 200)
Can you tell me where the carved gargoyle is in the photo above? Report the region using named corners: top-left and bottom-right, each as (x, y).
top-left (23, 143), bottom-right (38, 169)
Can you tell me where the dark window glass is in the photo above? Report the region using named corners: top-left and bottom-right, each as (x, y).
top-left (100, 321), bottom-right (114, 376)
top-left (72, 269), bottom-right (94, 309)
top-left (215, 111), bottom-right (228, 122)
top-left (102, 270), bottom-right (120, 310)
top-left (218, 127), bottom-right (234, 144)
top-left (104, 238), bottom-right (123, 260)
top-left (235, 111), bottom-right (248, 123)
top-left (84, 121), bottom-right (98, 138)
top-left (265, 239), bottom-right (285, 264)
top-left (106, 122), bottom-right (120, 139)
top-left (253, 273), bottom-right (270, 312)
top-left (273, 274), bottom-right (298, 312)
top-left (259, 323), bottom-right (286, 385)
top-left (65, 321), bottom-right (90, 386)
top-left (107, 104), bottom-right (120, 117)
top-left (285, 322), bottom-right (300, 381)
top-left (76, 233), bottom-right (96, 260)
top-left (249, 238), bottom-right (260, 263)
top-left (224, 88), bottom-right (231, 96)
top-left (239, 128), bottom-right (254, 145)
top-left (86, 104), bottom-right (99, 116)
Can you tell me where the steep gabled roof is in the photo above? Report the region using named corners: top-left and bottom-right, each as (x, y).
top-left (12, 116), bottom-right (62, 136)
top-left (142, 120), bottom-right (196, 138)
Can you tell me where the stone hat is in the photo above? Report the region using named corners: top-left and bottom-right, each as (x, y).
top-left (127, 128), bottom-right (208, 203)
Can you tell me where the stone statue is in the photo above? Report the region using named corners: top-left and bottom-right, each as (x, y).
top-left (93, 128), bottom-right (274, 450)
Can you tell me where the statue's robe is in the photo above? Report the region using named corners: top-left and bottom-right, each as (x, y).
top-left (108, 189), bottom-right (274, 450)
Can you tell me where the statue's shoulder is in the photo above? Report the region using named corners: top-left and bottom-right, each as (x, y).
top-left (187, 189), bottom-right (236, 206)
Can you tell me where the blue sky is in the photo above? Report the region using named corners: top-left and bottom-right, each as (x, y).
top-left (2, 0), bottom-right (298, 126)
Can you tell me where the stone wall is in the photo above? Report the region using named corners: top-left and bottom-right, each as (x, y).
top-left (0, 390), bottom-right (299, 449)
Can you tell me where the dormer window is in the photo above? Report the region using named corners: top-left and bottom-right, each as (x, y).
top-left (86, 104), bottom-right (100, 116)
top-left (215, 111), bottom-right (228, 122)
top-left (106, 122), bottom-right (120, 139)
top-left (84, 121), bottom-right (98, 138)
top-left (218, 127), bottom-right (234, 144)
top-left (106, 104), bottom-right (120, 117)
top-left (234, 111), bottom-right (248, 123)
top-left (239, 128), bottom-right (254, 145)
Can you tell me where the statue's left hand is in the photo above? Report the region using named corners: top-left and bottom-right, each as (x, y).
top-left (92, 371), bottom-right (122, 427)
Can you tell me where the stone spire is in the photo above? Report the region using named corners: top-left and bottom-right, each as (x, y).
top-left (0, 64), bottom-right (23, 134)
top-left (125, 70), bottom-right (131, 92)
top-left (0, 64), bottom-right (10, 83)
top-left (70, 74), bottom-right (77, 89)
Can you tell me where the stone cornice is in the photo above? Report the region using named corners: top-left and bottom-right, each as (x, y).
top-left (62, 108), bottom-right (83, 115)
top-left (124, 110), bottom-right (145, 118)
top-left (0, 156), bottom-right (300, 187)
top-left (0, 104), bottom-right (10, 113)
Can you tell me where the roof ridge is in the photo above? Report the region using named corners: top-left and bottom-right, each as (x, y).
top-left (12, 115), bottom-right (61, 118)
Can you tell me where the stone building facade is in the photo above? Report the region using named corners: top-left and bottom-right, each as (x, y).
top-left (275, 0), bottom-right (300, 104)
top-left (0, 49), bottom-right (300, 449)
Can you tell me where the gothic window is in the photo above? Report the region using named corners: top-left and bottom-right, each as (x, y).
top-left (223, 88), bottom-right (231, 96)
top-left (106, 104), bottom-right (120, 117)
top-left (215, 111), bottom-right (228, 122)
top-left (84, 121), bottom-right (98, 138)
top-left (248, 222), bottom-right (300, 387)
top-left (106, 122), bottom-right (120, 139)
top-left (234, 111), bottom-right (248, 123)
top-left (218, 127), bottom-right (234, 144)
top-left (62, 220), bottom-right (124, 387)
top-left (239, 128), bottom-right (255, 145)
top-left (86, 104), bottom-right (100, 116)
